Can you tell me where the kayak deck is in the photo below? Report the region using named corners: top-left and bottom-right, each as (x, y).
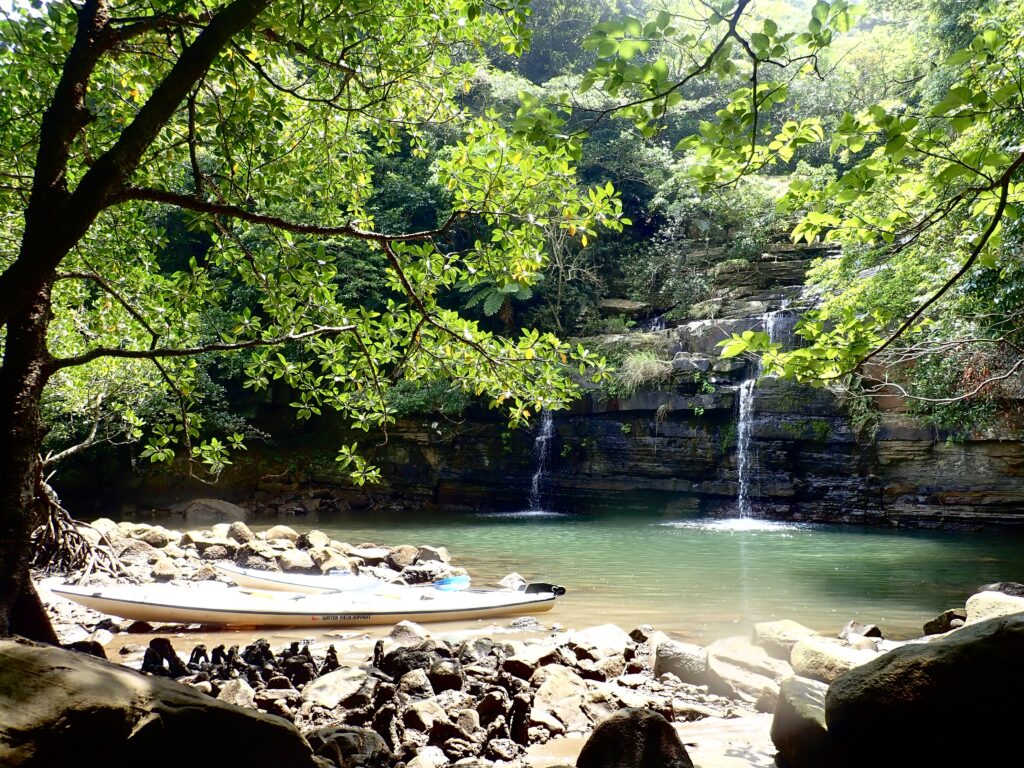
top-left (52, 582), bottom-right (559, 627)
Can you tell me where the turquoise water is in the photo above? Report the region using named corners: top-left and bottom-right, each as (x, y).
top-left (286, 510), bottom-right (1024, 642)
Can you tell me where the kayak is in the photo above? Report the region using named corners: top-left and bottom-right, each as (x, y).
top-left (214, 562), bottom-right (471, 595)
top-left (51, 581), bottom-right (564, 627)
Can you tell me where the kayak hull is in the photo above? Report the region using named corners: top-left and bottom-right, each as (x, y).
top-left (52, 584), bottom-right (557, 627)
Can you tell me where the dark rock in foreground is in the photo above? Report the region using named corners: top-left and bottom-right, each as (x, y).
top-left (825, 615), bottom-right (1024, 767)
top-left (0, 637), bottom-right (318, 768)
top-left (575, 707), bottom-right (694, 768)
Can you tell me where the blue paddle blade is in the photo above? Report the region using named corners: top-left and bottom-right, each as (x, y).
top-left (433, 575), bottom-right (472, 591)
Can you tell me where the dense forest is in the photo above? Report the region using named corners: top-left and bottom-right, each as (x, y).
top-left (2, 0), bottom-right (1023, 635)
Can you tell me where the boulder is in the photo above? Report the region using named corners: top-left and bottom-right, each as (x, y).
top-left (404, 699), bottom-right (448, 731)
top-left (826, 615), bottom-right (1024, 767)
top-left (399, 668), bottom-right (434, 699)
top-left (150, 558), bottom-right (180, 582)
top-left (89, 518), bottom-right (124, 543)
top-left (216, 678), bottom-right (257, 709)
top-left (771, 676), bottom-right (834, 768)
top-left (387, 545), bottom-right (420, 569)
top-left (790, 637), bottom-right (877, 684)
top-left (298, 530), bottom-right (330, 550)
top-left (965, 590), bottom-right (1024, 624)
top-left (837, 620), bottom-right (881, 640)
top-left (277, 549), bottom-right (315, 571)
top-left (975, 581), bottom-right (1024, 597)
top-left (417, 545), bottom-right (451, 564)
top-left (265, 525), bottom-right (299, 543)
top-left (309, 548), bottom-right (356, 574)
top-left (183, 498), bottom-right (249, 523)
top-left (503, 642), bottom-right (560, 679)
top-left (389, 621), bottom-right (430, 644)
top-left (754, 619), bottom-right (819, 659)
top-left (227, 521), bottom-right (256, 544)
top-left (706, 636), bottom-right (791, 706)
top-left (571, 624), bottom-right (632, 659)
top-left (653, 639), bottom-right (707, 685)
top-left (134, 526), bottom-right (180, 549)
top-left (575, 708), bottom-right (694, 768)
top-left (530, 665), bottom-right (590, 734)
top-left (428, 658), bottom-right (464, 693)
top-left (923, 608), bottom-right (967, 636)
top-left (0, 638), bottom-right (317, 767)
top-left (306, 725), bottom-right (394, 768)
top-left (301, 667), bottom-right (373, 710)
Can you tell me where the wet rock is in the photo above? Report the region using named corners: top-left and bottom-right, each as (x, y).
top-left (791, 637), bottom-right (877, 684)
top-left (771, 676), bottom-right (833, 768)
top-left (0, 638), bottom-right (317, 767)
top-left (265, 525), bottom-right (300, 543)
top-left (923, 608), bottom-right (967, 635)
top-left (653, 638), bottom-right (707, 686)
top-left (115, 538), bottom-right (161, 563)
top-left (575, 707), bottom-right (694, 768)
top-left (300, 666), bottom-right (373, 709)
top-left (965, 590), bottom-right (1024, 624)
top-left (306, 725), bottom-right (394, 768)
top-left (826, 615), bottom-right (1024, 767)
top-left (754, 619), bottom-right (819, 659)
top-left (278, 549), bottom-right (315, 571)
top-left (228, 521), bottom-right (256, 544)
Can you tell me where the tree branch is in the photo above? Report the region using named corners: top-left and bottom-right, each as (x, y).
top-left (49, 325), bottom-right (357, 371)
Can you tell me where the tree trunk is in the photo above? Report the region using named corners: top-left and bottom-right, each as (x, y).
top-left (0, 282), bottom-right (55, 640)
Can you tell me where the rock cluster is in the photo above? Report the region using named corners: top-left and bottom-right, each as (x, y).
top-left (772, 584), bottom-right (1024, 768)
top-left (110, 622), bottom-right (744, 767)
top-left (73, 517), bottom-right (464, 590)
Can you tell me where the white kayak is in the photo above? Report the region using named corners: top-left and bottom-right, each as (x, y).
top-left (52, 581), bottom-right (564, 627)
top-left (214, 563), bottom-right (471, 595)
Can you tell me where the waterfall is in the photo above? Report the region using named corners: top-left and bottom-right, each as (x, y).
top-left (734, 302), bottom-right (790, 517)
top-left (736, 377), bottom-right (756, 517)
top-left (528, 410), bottom-right (554, 511)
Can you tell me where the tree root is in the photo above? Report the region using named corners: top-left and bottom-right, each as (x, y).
top-left (31, 480), bottom-right (127, 579)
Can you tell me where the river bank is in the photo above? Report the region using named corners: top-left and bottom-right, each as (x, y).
top-left (31, 517), bottom-right (1024, 767)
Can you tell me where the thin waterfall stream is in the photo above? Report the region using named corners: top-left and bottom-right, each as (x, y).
top-left (735, 302), bottom-right (792, 518)
top-left (528, 410), bottom-right (554, 511)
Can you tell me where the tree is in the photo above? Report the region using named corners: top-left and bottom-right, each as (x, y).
top-left (0, 0), bottom-right (628, 639)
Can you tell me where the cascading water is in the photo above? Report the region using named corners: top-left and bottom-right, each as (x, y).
top-left (734, 301), bottom-right (792, 518)
top-left (528, 410), bottom-right (554, 511)
top-left (735, 378), bottom-right (757, 517)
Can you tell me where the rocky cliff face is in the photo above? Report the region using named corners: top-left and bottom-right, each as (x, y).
top-left (56, 245), bottom-right (1024, 528)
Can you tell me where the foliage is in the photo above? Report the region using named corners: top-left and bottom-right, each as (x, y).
top-left (0, 0), bottom-right (632, 489)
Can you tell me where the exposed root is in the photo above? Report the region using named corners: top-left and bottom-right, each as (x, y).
top-left (31, 480), bottom-right (127, 578)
